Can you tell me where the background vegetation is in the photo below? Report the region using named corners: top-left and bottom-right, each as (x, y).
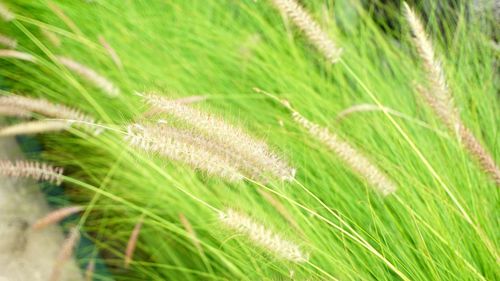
top-left (0, 0), bottom-right (498, 280)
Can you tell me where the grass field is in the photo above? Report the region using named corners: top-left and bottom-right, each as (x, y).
top-left (0, 0), bottom-right (498, 280)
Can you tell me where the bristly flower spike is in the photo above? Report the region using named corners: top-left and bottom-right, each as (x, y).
top-left (270, 0), bottom-right (342, 63)
top-left (0, 160), bottom-right (64, 185)
top-left (219, 209), bottom-right (308, 263)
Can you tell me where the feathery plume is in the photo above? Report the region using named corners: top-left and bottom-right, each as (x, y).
top-left (405, 2), bottom-right (500, 185)
top-left (416, 85), bottom-right (500, 185)
top-left (47, 1), bottom-right (83, 36)
top-left (0, 2), bottom-right (14, 21)
top-left (125, 124), bottom-right (244, 182)
top-left (219, 209), bottom-right (308, 262)
top-left (50, 227), bottom-right (80, 281)
top-left (41, 28), bottom-right (61, 47)
top-left (143, 95), bottom-right (207, 118)
top-left (141, 93), bottom-right (295, 181)
top-left (57, 56), bottom-right (120, 97)
top-left (0, 49), bottom-right (36, 62)
top-left (0, 160), bottom-right (64, 185)
top-left (179, 213), bottom-right (204, 256)
top-left (0, 95), bottom-right (101, 134)
top-left (32, 206), bottom-right (84, 230)
top-left (403, 3), bottom-right (459, 128)
top-left (0, 33), bottom-right (17, 49)
top-left (0, 120), bottom-right (70, 137)
top-left (270, 0), bottom-right (342, 63)
top-left (98, 35), bottom-right (122, 69)
top-left (0, 105), bottom-right (32, 118)
top-left (335, 104), bottom-right (394, 122)
top-left (125, 215), bottom-right (144, 268)
top-left (292, 111), bottom-right (396, 195)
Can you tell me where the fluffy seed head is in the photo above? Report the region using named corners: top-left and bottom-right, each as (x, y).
top-left (403, 3), bottom-right (458, 126)
top-left (57, 55), bottom-right (120, 97)
top-left (292, 111), bottom-right (396, 196)
top-left (32, 206), bottom-right (84, 230)
top-left (0, 160), bottom-right (64, 185)
top-left (125, 215), bottom-right (144, 268)
top-left (0, 33), bottom-right (17, 49)
top-left (41, 28), bottom-right (61, 47)
top-left (0, 94), bottom-right (101, 134)
top-left (219, 209), bottom-right (308, 263)
top-left (271, 0), bottom-right (342, 63)
top-left (98, 36), bottom-right (123, 69)
top-left (0, 120), bottom-right (70, 137)
top-left (0, 105), bottom-right (32, 118)
top-left (0, 2), bottom-right (14, 21)
top-left (140, 93), bottom-right (295, 181)
top-left (0, 49), bottom-right (36, 62)
top-left (406, 3), bottom-right (500, 186)
top-left (125, 124), bottom-right (244, 182)
top-left (416, 85), bottom-right (500, 186)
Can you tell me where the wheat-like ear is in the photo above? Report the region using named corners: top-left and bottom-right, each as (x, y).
top-left (126, 124), bottom-right (244, 182)
top-left (292, 111), bottom-right (396, 196)
top-left (50, 227), bottom-right (80, 281)
top-left (41, 28), bottom-right (61, 47)
top-left (405, 3), bottom-right (500, 185)
top-left (0, 94), bottom-right (101, 134)
top-left (0, 120), bottom-right (70, 137)
top-left (141, 93), bottom-right (295, 181)
top-left (219, 209), bottom-right (308, 263)
top-left (32, 206), bottom-right (84, 230)
top-left (0, 105), bottom-right (32, 118)
top-left (0, 33), bottom-right (17, 49)
top-left (0, 49), bottom-right (36, 62)
top-left (0, 160), bottom-right (64, 185)
top-left (56, 55), bottom-right (120, 97)
top-left (0, 2), bottom-right (14, 21)
top-left (125, 215), bottom-right (144, 269)
top-left (179, 213), bottom-right (205, 258)
top-left (403, 3), bottom-right (459, 126)
top-left (270, 0), bottom-right (342, 63)
top-left (415, 85), bottom-right (500, 185)
top-left (98, 35), bottom-right (123, 69)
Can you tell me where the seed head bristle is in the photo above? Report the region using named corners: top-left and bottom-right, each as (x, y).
top-left (270, 0), bottom-right (342, 63)
top-left (0, 105), bottom-right (32, 118)
top-left (50, 227), bottom-right (80, 281)
top-left (219, 209), bottom-right (308, 263)
top-left (0, 94), bottom-right (101, 134)
top-left (57, 55), bottom-right (120, 97)
top-left (416, 85), bottom-right (500, 185)
top-left (0, 160), bottom-right (64, 185)
top-left (403, 3), bottom-right (458, 125)
top-left (140, 93), bottom-right (295, 181)
top-left (179, 213), bottom-right (205, 256)
top-left (292, 111), bottom-right (396, 196)
top-left (0, 120), bottom-right (70, 137)
top-left (98, 35), bottom-right (123, 69)
top-left (125, 215), bottom-right (144, 268)
top-left (41, 28), bottom-right (61, 47)
top-left (0, 2), bottom-right (14, 21)
top-left (0, 33), bottom-right (17, 49)
top-left (405, 3), bottom-right (500, 186)
top-left (0, 49), bottom-right (36, 62)
top-left (125, 124), bottom-right (244, 182)
top-left (32, 206), bottom-right (84, 230)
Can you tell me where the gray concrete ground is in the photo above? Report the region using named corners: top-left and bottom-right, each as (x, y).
top-left (0, 121), bottom-right (83, 281)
